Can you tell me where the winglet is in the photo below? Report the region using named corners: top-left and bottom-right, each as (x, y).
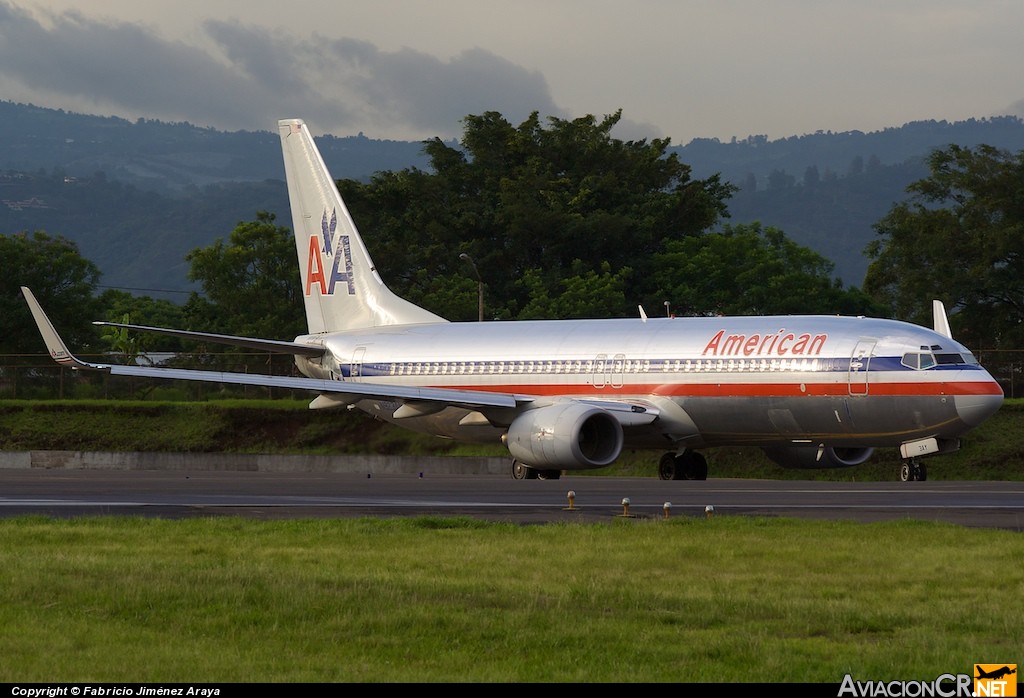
top-left (20, 287), bottom-right (99, 369)
top-left (932, 300), bottom-right (953, 339)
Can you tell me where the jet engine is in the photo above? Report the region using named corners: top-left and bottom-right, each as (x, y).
top-left (505, 402), bottom-right (623, 470)
top-left (762, 445), bottom-right (874, 469)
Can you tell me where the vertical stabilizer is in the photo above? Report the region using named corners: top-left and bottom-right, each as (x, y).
top-left (932, 300), bottom-right (953, 339)
top-left (277, 119), bottom-right (446, 333)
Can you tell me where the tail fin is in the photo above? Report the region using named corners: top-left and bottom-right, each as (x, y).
top-left (277, 119), bottom-right (446, 333)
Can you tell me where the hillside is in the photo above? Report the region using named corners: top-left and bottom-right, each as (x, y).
top-left (3, 101), bottom-right (1024, 293)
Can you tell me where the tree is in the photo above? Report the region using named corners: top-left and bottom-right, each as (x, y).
top-left (338, 110), bottom-right (736, 320)
top-left (184, 211), bottom-right (304, 340)
top-left (97, 288), bottom-right (189, 354)
top-left (653, 223), bottom-right (885, 317)
top-left (517, 261), bottom-right (633, 319)
top-left (0, 231), bottom-right (102, 354)
top-left (864, 144), bottom-right (1024, 350)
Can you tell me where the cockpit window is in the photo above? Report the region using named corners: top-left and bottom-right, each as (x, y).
top-left (901, 350), bottom-right (973, 370)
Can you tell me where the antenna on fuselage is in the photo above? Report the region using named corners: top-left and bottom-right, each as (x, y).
top-left (932, 300), bottom-right (953, 339)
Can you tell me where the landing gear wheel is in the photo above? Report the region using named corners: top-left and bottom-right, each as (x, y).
top-left (913, 461), bottom-right (927, 482)
top-left (684, 451), bottom-right (708, 481)
top-left (900, 462), bottom-right (912, 482)
top-left (537, 469), bottom-right (562, 480)
top-left (900, 460), bottom-right (927, 482)
top-left (658, 451), bottom-right (707, 480)
top-left (658, 453), bottom-right (678, 480)
top-left (512, 460), bottom-right (537, 480)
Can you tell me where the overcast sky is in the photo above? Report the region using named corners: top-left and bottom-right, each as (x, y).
top-left (2, 0), bottom-right (1022, 144)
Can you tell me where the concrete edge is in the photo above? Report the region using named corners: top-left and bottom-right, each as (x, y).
top-left (0, 451), bottom-right (511, 475)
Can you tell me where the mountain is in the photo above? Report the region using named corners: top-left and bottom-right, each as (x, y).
top-left (0, 101), bottom-right (432, 193)
top-left (2, 101), bottom-right (1023, 296)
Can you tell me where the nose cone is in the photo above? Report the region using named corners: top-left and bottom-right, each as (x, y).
top-left (954, 381), bottom-right (1003, 428)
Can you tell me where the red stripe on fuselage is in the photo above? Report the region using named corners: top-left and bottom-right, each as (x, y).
top-left (405, 380), bottom-right (1003, 399)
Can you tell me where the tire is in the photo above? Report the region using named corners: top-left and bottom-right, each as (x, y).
top-left (658, 453), bottom-right (677, 480)
top-left (512, 460), bottom-right (537, 480)
top-left (685, 452), bottom-right (709, 481)
top-left (900, 462), bottom-right (912, 482)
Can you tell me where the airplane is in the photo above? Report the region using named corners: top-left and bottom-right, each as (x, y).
top-left (21, 118), bottom-right (1004, 483)
top-left (975, 666), bottom-right (1016, 681)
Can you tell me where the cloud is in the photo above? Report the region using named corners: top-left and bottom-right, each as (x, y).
top-left (1001, 98), bottom-right (1024, 120)
top-left (0, 1), bottom-right (563, 139)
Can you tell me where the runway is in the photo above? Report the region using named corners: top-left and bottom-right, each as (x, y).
top-left (1, 468), bottom-right (1023, 530)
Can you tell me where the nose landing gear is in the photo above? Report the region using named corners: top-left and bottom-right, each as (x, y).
top-left (899, 459), bottom-right (927, 482)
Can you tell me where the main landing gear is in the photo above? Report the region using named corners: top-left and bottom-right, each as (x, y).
top-left (900, 459), bottom-right (927, 482)
top-left (511, 460), bottom-right (562, 480)
top-left (658, 451), bottom-right (708, 481)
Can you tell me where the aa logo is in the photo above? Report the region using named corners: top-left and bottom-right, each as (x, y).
top-left (974, 664), bottom-right (1017, 697)
top-left (305, 208), bottom-right (355, 296)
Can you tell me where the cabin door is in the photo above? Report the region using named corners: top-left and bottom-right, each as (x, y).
top-left (848, 339), bottom-right (876, 396)
top-left (350, 346), bottom-right (367, 379)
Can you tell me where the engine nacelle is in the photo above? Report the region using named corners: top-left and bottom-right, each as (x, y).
top-left (505, 402), bottom-right (623, 470)
top-left (762, 445), bottom-right (874, 469)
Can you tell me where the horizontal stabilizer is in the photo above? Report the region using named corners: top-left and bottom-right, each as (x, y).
top-left (21, 286), bottom-right (519, 413)
top-left (93, 321), bottom-right (325, 357)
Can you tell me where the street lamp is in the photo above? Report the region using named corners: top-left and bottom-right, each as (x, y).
top-left (459, 253), bottom-right (484, 321)
top-left (664, 300), bottom-right (672, 318)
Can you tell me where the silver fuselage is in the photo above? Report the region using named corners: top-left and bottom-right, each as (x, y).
top-left (294, 314), bottom-right (1002, 450)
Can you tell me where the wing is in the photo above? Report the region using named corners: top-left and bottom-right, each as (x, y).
top-left (22, 286), bottom-right (519, 412)
top-left (22, 287), bottom-right (660, 425)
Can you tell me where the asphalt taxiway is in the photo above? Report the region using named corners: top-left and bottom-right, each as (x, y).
top-left (1, 468), bottom-right (1022, 530)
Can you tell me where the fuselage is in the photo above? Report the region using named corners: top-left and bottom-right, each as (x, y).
top-left (293, 314), bottom-right (1003, 450)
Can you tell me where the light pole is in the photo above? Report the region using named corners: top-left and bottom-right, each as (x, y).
top-left (460, 253), bottom-right (484, 321)
top-left (664, 300), bottom-right (671, 318)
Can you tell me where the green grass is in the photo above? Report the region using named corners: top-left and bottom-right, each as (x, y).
top-left (1, 515), bottom-right (1021, 683)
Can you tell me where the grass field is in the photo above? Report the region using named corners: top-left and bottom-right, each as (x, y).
top-left (1, 400), bottom-right (1022, 683)
top-left (1, 515), bottom-right (1022, 683)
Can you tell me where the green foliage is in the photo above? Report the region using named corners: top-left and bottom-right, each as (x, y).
top-left (98, 313), bottom-right (144, 365)
top-left (184, 211), bottom-right (305, 338)
top-left (865, 144), bottom-right (1024, 350)
top-left (653, 222), bottom-right (887, 316)
top-left (339, 110), bottom-right (737, 320)
top-left (518, 260), bottom-right (633, 319)
top-left (0, 231), bottom-right (102, 354)
top-left (97, 289), bottom-right (188, 352)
